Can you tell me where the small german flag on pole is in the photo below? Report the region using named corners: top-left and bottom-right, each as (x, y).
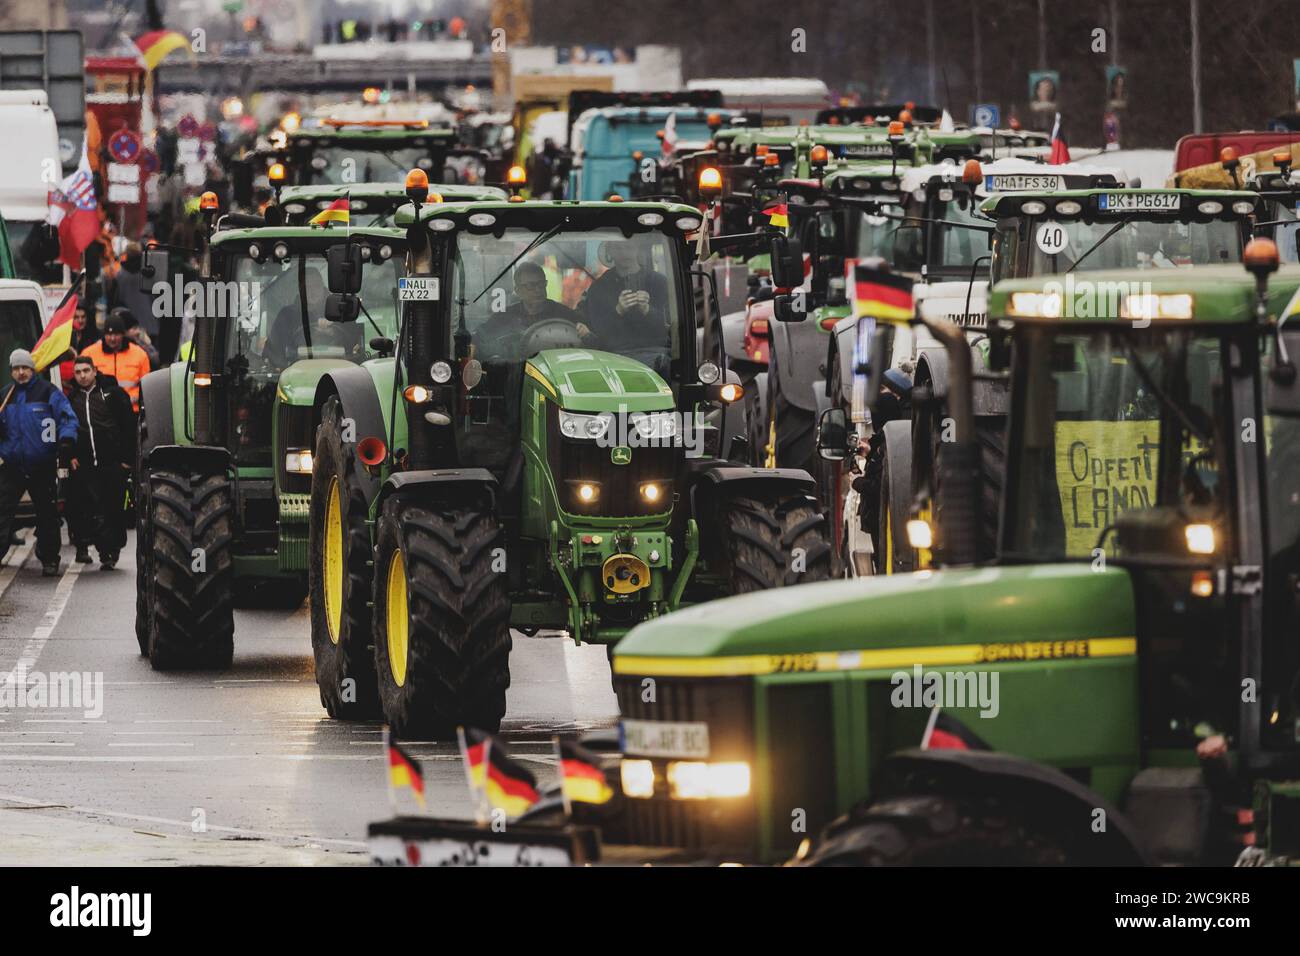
top-left (762, 202), bottom-right (789, 229)
top-left (385, 728), bottom-right (426, 810)
top-left (310, 196), bottom-right (350, 226)
top-left (485, 742), bottom-right (541, 818)
top-left (557, 738), bottom-right (614, 807)
top-left (459, 726), bottom-right (489, 790)
top-left (853, 263), bottom-right (914, 324)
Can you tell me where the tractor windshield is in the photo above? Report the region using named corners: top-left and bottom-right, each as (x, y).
top-left (1028, 217), bottom-right (1240, 273)
top-left (1003, 326), bottom-right (1224, 562)
top-left (448, 225), bottom-right (683, 471)
top-left (303, 144), bottom-right (442, 185)
top-left (222, 248), bottom-right (403, 457)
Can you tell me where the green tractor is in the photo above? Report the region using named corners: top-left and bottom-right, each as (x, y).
top-left (608, 246), bottom-right (1300, 866)
top-left (306, 189), bottom-right (832, 735)
top-left (819, 183), bottom-right (1268, 578)
top-left (133, 214), bottom-right (409, 668)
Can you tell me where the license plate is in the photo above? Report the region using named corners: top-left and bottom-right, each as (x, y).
top-left (841, 144), bottom-right (894, 159)
top-left (620, 719), bottom-right (710, 759)
top-left (984, 174), bottom-right (1063, 192)
top-left (1098, 192), bottom-right (1180, 211)
top-left (398, 277), bottom-right (439, 301)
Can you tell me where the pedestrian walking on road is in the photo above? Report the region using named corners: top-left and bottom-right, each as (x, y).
top-left (66, 356), bottom-right (135, 569)
top-left (0, 349), bottom-right (78, 576)
top-left (57, 302), bottom-right (101, 395)
top-left (80, 310), bottom-right (151, 412)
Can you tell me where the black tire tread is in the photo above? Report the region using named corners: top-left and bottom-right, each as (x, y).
top-left (721, 493), bottom-right (831, 591)
top-left (373, 500), bottom-right (512, 738)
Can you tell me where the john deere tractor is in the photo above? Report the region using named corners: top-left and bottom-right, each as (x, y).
top-left (307, 181), bottom-right (831, 735)
top-left (819, 181), bottom-right (1267, 578)
top-left (607, 243), bottom-right (1300, 866)
top-left (134, 210), bottom-right (409, 669)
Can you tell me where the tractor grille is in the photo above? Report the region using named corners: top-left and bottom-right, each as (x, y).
top-left (547, 414), bottom-right (682, 518)
top-left (613, 675), bottom-right (758, 858)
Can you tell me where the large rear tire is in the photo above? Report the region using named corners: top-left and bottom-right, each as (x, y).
top-left (718, 491), bottom-right (831, 592)
top-left (147, 469), bottom-right (235, 670)
top-left (309, 397), bottom-right (381, 719)
top-left (372, 498), bottom-right (512, 739)
top-left (133, 412), bottom-right (153, 657)
top-left (797, 794), bottom-right (1072, 866)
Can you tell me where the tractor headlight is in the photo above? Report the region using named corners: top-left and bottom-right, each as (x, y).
top-left (639, 481), bottom-right (664, 504)
top-left (631, 411), bottom-right (678, 440)
top-left (1185, 523), bottom-right (1216, 555)
top-left (285, 448), bottom-right (314, 474)
top-left (1120, 293), bottom-right (1194, 321)
top-left (906, 518), bottom-right (933, 550)
top-left (621, 759), bottom-right (655, 798)
top-left (567, 481), bottom-right (600, 504)
top-left (429, 360), bottom-right (453, 384)
top-left (558, 409), bottom-right (612, 440)
top-left (667, 761), bottom-right (751, 800)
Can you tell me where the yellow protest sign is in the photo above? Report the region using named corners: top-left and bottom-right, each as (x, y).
top-left (1054, 421), bottom-right (1160, 556)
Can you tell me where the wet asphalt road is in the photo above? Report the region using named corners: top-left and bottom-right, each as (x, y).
top-left (0, 530), bottom-right (618, 864)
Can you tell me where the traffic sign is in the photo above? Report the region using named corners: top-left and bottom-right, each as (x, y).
top-left (140, 148), bottom-right (160, 175)
top-left (972, 103), bottom-right (1000, 128)
top-left (108, 128), bottom-right (141, 164)
top-left (178, 114), bottom-right (199, 138)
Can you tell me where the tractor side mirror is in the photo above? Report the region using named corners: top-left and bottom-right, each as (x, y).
top-left (327, 244), bottom-right (363, 294)
top-left (773, 293), bottom-right (805, 322)
top-left (141, 246), bottom-right (169, 282)
top-left (816, 407), bottom-right (849, 461)
top-left (325, 292), bottom-right (360, 323)
top-left (769, 234), bottom-right (804, 288)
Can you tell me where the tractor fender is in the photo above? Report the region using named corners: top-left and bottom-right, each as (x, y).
top-left (314, 365), bottom-right (390, 508)
top-left (720, 307), bottom-right (751, 365)
top-left (828, 315), bottom-right (859, 408)
top-left (687, 463), bottom-right (818, 564)
top-left (142, 443), bottom-right (232, 477)
top-left (915, 344), bottom-right (1008, 418)
top-left (768, 317), bottom-right (825, 414)
top-left (313, 365), bottom-right (388, 448)
top-left (878, 748), bottom-right (1153, 866)
top-left (138, 367), bottom-right (176, 455)
top-left (375, 468), bottom-right (498, 517)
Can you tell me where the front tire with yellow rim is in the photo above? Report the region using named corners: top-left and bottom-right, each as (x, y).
top-left (372, 496), bottom-right (512, 738)
top-left (308, 396), bottom-right (380, 719)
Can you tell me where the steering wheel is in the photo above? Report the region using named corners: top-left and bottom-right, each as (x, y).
top-left (519, 318), bottom-right (586, 357)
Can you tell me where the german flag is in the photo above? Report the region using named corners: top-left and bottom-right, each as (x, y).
top-left (853, 263), bottom-right (913, 324)
top-left (763, 202), bottom-right (789, 229)
top-left (387, 735), bottom-right (426, 808)
top-left (922, 710), bottom-right (990, 752)
top-left (459, 726), bottom-right (490, 790)
top-left (310, 197), bottom-right (350, 226)
top-left (485, 743), bottom-right (541, 817)
top-left (558, 738), bottom-right (614, 805)
top-left (31, 294), bottom-right (78, 374)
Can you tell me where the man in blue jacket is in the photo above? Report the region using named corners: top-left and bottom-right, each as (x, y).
top-left (0, 349), bottom-right (79, 576)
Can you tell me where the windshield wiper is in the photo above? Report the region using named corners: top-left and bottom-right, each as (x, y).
top-left (1066, 220), bottom-right (1126, 274)
top-left (472, 220), bottom-right (567, 304)
top-left (1120, 337), bottom-right (1210, 442)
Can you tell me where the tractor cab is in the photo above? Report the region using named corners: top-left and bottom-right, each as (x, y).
top-left (281, 120), bottom-right (458, 187)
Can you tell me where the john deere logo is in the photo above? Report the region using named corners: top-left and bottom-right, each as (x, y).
top-left (610, 445), bottom-right (632, 465)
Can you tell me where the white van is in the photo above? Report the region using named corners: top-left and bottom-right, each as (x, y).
top-left (0, 91), bottom-right (62, 285)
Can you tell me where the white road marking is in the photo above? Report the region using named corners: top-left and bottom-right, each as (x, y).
top-left (22, 718), bottom-right (105, 724)
top-left (106, 742), bottom-right (194, 748)
top-left (0, 730), bottom-right (82, 735)
top-left (132, 719), bottom-right (224, 724)
top-left (0, 559), bottom-right (82, 684)
top-left (0, 742), bottom-right (75, 747)
top-left (0, 789), bottom-right (366, 849)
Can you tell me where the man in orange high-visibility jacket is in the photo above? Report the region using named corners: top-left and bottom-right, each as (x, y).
top-left (79, 310), bottom-right (150, 412)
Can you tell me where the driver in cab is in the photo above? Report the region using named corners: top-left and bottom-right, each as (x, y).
top-left (582, 239), bottom-right (670, 350)
top-left (261, 269), bottom-right (359, 365)
top-left (477, 262), bottom-right (591, 351)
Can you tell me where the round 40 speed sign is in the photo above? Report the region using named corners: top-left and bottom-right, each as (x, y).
top-left (1035, 221), bottom-right (1070, 255)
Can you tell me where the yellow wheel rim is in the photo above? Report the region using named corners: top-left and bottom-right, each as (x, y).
top-left (324, 477), bottom-right (344, 645)
top-left (386, 549), bottom-right (409, 688)
top-left (764, 415), bottom-right (777, 469)
top-left (884, 506), bottom-right (894, 576)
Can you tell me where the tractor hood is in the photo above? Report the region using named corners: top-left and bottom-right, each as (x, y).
top-left (275, 359), bottom-right (357, 405)
top-left (526, 349), bottom-right (675, 414)
top-left (614, 564), bottom-right (1137, 676)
